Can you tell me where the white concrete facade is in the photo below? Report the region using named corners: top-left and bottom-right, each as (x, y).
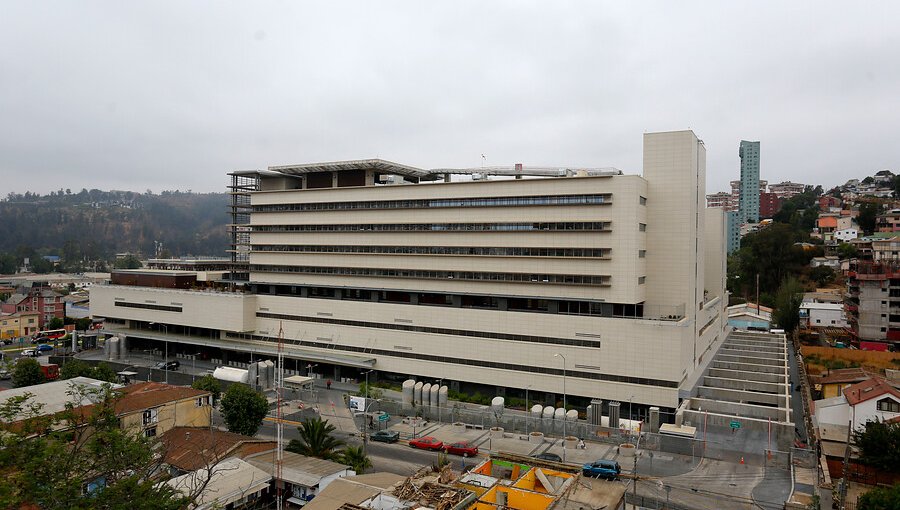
top-left (90, 130), bottom-right (728, 410)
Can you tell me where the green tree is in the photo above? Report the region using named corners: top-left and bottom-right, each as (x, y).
top-left (0, 385), bottom-right (189, 509)
top-left (59, 359), bottom-right (91, 380)
top-left (113, 254), bottom-right (142, 269)
top-left (355, 382), bottom-right (384, 400)
top-left (12, 358), bottom-right (45, 388)
top-left (219, 383), bottom-right (268, 436)
top-left (92, 362), bottom-right (117, 383)
top-left (773, 277), bottom-right (804, 333)
top-left (859, 483), bottom-right (900, 510)
top-left (853, 419), bottom-right (900, 472)
top-left (858, 202), bottom-right (880, 235)
top-left (286, 417), bottom-right (345, 460)
top-left (732, 223), bottom-right (813, 298)
top-left (340, 445), bottom-right (372, 474)
top-left (75, 317), bottom-right (92, 331)
top-left (836, 242), bottom-right (859, 260)
top-left (30, 257), bottom-right (54, 274)
top-left (192, 374), bottom-right (222, 405)
top-left (47, 317), bottom-right (64, 330)
top-left (0, 253), bottom-right (17, 274)
top-left (809, 266), bottom-right (836, 287)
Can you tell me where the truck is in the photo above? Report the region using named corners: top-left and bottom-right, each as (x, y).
top-left (39, 363), bottom-right (59, 381)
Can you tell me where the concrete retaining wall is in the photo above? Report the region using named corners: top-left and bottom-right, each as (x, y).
top-left (703, 376), bottom-right (784, 394)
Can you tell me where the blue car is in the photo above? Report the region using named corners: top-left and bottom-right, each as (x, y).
top-left (36, 344), bottom-right (54, 353)
top-left (582, 459), bottom-right (621, 480)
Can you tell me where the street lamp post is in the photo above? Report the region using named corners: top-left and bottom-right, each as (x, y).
top-left (629, 395), bottom-right (634, 442)
top-left (554, 353), bottom-right (567, 462)
top-left (362, 398), bottom-right (382, 456)
top-left (306, 363), bottom-right (317, 378)
top-left (192, 352), bottom-right (202, 382)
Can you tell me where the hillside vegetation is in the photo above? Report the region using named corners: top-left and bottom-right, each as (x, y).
top-left (0, 189), bottom-right (228, 266)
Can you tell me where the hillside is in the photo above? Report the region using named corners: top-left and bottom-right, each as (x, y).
top-left (0, 189), bottom-right (229, 261)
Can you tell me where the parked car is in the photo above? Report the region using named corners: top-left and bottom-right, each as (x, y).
top-left (408, 436), bottom-right (444, 451)
top-left (20, 349), bottom-right (38, 357)
top-left (582, 459), bottom-right (621, 480)
top-left (370, 430), bottom-right (400, 443)
top-left (155, 360), bottom-right (180, 371)
top-left (532, 453), bottom-right (563, 462)
top-left (444, 441), bottom-right (478, 457)
top-left (0, 369), bottom-right (10, 380)
top-left (36, 344), bottom-right (54, 353)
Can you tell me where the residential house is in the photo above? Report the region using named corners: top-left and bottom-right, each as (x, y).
top-left (160, 427), bottom-right (277, 476)
top-left (166, 457), bottom-right (272, 510)
top-left (811, 368), bottom-right (874, 399)
top-left (115, 382), bottom-right (212, 438)
top-left (246, 450), bottom-right (354, 507)
top-left (876, 209), bottom-right (900, 233)
top-left (0, 286), bottom-right (65, 331)
top-left (810, 256), bottom-right (841, 270)
top-left (727, 303), bottom-right (772, 330)
top-left (800, 302), bottom-right (848, 329)
top-left (0, 311), bottom-right (39, 340)
top-left (815, 377), bottom-right (900, 443)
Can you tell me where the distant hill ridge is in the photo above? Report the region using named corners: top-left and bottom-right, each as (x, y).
top-left (0, 189), bottom-right (228, 259)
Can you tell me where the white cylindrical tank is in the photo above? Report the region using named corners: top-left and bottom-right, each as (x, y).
top-left (422, 383), bottom-right (432, 406)
top-left (430, 384), bottom-right (439, 406)
top-left (491, 396), bottom-right (505, 415)
top-left (438, 385), bottom-right (448, 406)
top-left (402, 380), bottom-right (415, 407)
top-left (566, 409), bottom-right (579, 421)
top-left (107, 337), bottom-right (119, 360)
top-left (531, 404), bottom-right (544, 417)
top-left (414, 381), bottom-right (423, 405)
top-left (543, 406), bottom-right (555, 419)
top-left (554, 408), bottom-right (566, 421)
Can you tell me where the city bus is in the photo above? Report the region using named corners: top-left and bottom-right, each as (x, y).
top-left (32, 329), bottom-right (67, 342)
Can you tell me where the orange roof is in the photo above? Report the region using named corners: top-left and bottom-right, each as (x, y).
top-left (114, 382), bottom-right (210, 416)
top-left (816, 368), bottom-right (872, 385)
top-left (817, 216), bottom-right (838, 229)
top-left (843, 377), bottom-right (900, 406)
top-left (160, 427), bottom-right (276, 471)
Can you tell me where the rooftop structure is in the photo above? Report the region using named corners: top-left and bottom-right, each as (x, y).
top-left (768, 181), bottom-right (806, 200)
top-left (166, 457), bottom-right (272, 510)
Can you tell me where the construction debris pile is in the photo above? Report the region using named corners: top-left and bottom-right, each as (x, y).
top-left (392, 480), bottom-right (470, 510)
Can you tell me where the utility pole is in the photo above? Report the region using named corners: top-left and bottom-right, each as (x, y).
top-left (756, 273), bottom-right (760, 314)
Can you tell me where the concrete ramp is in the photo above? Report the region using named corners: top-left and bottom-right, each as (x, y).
top-left (684, 330), bottom-right (794, 449)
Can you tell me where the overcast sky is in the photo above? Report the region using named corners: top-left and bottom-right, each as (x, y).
top-left (1, 1), bottom-right (898, 196)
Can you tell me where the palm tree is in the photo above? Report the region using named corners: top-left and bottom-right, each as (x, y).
top-left (286, 417), bottom-right (345, 460)
top-left (340, 445), bottom-right (372, 474)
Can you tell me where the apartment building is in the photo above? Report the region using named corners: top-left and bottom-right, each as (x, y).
top-left (706, 191), bottom-right (735, 211)
top-left (730, 178), bottom-right (766, 218)
top-left (1, 286), bottom-right (64, 330)
top-left (846, 260), bottom-right (900, 347)
top-left (768, 181), bottom-right (806, 200)
top-left (91, 130), bottom-right (728, 414)
top-left (759, 192), bottom-right (781, 219)
top-left (738, 140), bottom-right (761, 224)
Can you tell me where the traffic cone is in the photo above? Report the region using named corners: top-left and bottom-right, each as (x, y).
top-left (740, 456), bottom-right (744, 464)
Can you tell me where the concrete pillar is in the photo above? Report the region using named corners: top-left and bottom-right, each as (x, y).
top-left (331, 172), bottom-right (339, 188)
top-left (589, 399), bottom-right (603, 426)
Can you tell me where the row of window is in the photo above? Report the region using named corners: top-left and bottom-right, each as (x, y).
top-left (255, 311), bottom-right (600, 347)
top-left (253, 193), bottom-right (613, 212)
top-left (252, 222), bottom-right (613, 233)
top-left (250, 265), bottom-right (611, 286)
top-left (114, 301), bottom-right (183, 313)
top-left (251, 244), bottom-right (611, 258)
top-left (228, 328), bottom-right (678, 389)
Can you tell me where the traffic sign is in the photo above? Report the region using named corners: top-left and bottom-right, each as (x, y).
top-left (378, 413), bottom-right (390, 422)
top-left (730, 420), bottom-right (742, 429)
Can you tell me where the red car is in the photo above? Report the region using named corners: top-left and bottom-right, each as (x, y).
top-left (444, 441), bottom-right (478, 457)
top-left (409, 436), bottom-right (444, 451)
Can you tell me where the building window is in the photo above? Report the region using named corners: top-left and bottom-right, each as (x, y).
top-left (144, 427), bottom-right (157, 438)
top-left (639, 196), bottom-right (647, 205)
top-left (196, 397), bottom-right (208, 407)
top-left (877, 398), bottom-right (900, 413)
top-left (638, 250), bottom-right (646, 258)
top-left (638, 276), bottom-right (646, 285)
top-left (142, 408), bottom-right (159, 425)
top-left (639, 223), bottom-right (647, 232)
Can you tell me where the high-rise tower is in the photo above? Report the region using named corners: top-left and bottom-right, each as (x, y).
top-left (738, 140), bottom-right (761, 224)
